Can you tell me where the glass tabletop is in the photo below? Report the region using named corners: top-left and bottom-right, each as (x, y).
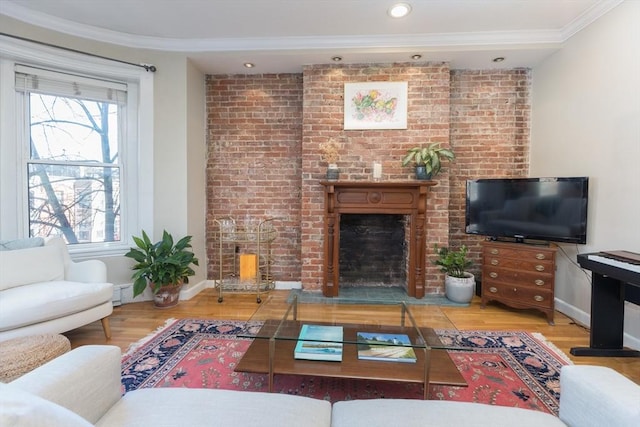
top-left (239, 294), bottom-right (458, 350)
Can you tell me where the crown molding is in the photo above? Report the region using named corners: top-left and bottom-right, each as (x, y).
top-left (2, 1), bottom-right (615, 54)
top-left (560, 0), bottom-right (624, 40)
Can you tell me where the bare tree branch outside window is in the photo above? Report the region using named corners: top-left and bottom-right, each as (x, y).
top-left (28, 94), bottom-right (121, 244)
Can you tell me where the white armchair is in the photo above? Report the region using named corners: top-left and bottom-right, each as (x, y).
top-left (0, 237), bottom-right (114, 341)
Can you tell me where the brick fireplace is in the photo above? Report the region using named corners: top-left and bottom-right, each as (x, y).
top-left (301, 64), bottom-right (452, 295)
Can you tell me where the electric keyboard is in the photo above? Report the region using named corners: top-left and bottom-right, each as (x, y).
top-left (587, 254), bottom-right (640, 274)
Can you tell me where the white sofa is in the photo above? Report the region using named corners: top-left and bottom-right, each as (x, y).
top-left (2, 345), bottom-right (638, 426)
top-left (0, 237), bottom-right (113, 341)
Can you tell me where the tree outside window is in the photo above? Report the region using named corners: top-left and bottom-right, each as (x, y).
top-left (27, 93), bottom-right (121, 244)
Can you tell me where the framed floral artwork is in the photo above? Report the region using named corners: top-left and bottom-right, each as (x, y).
top-left (344, 82), bottom-right (408, 130)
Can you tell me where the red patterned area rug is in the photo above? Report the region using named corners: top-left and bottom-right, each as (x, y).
top-left (121, 319), bottom-right (571, 415)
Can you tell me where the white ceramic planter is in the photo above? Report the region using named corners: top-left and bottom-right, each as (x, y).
top-left (445, 272), bottom-right (476, 303)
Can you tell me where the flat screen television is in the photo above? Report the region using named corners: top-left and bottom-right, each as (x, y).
top-left (465, 177), bottom-right (589, 244)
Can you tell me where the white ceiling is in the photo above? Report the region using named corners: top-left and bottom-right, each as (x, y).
top-left (0, 0), bottom-right (624, 74)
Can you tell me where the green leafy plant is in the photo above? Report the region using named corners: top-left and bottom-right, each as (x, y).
top-left (433, 244), bottom-right (472, 278)
top-left (401, 143), bottom-right (455, 177)
top-left (125, 230), bottom-right (199, 297)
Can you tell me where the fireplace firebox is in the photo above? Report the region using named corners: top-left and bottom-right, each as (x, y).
top-left (339, 214), bottom-right (406, 287)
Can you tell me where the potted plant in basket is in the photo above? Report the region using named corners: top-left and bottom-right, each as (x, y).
top-left (125, 230), bottom-right (199, 308)
top-left (319, 138), bottom-right (341, 180)
top-left (402, 143), bottom-right (455, 180)
top-left (433, 244), bottom-right (475, 303)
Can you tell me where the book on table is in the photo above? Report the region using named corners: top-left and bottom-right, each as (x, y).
top-left (294, 324), bottom-right (343, 362)
top-left (356, 332), bottom-right (417, 363)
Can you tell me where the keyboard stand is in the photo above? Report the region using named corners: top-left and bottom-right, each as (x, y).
top-left (571, 252), bottom-right (640, 357)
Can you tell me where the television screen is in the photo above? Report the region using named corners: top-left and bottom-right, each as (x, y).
top-left (465, 177), bottom-right (589, 244)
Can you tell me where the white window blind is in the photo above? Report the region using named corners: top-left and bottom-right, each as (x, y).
top-left (14, 64), bottom-right (127, 103)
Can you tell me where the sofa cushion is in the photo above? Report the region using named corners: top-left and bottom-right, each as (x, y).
top-left (0, 281), bottom-right (113, 331)
top-left (0, 238), bottom-right (44, 251)
top-left (0, 382), bottom-right (92, 427)
top-left (96, 388), bottom-right (332, 427)
top-left (0, 245), bottom-right (64, 291)
top-left (559, 365), bottom-right (640, 427)
top-left (332, 399), bottom-right (566, 427)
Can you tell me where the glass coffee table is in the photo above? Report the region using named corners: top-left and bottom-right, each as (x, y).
top-left (235, 295), bottom-right (466, 399)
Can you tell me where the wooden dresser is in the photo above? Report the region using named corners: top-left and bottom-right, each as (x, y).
top-left (481, 240), bottom-right (557, 324)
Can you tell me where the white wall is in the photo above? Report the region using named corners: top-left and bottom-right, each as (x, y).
top-left (531, 1), bottom-right (640, 348)
top-left (185, 59), bottom-right (207, 288)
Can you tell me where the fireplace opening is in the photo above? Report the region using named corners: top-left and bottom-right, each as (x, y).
top-left (339, 214), bottom-right (406, 288)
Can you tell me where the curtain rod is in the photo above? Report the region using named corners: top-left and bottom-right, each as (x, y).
top-left (0, 32), bottom-right (157, 72)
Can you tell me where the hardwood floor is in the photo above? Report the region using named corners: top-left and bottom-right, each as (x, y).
top-left (64, 289), bottom-right (640, 385)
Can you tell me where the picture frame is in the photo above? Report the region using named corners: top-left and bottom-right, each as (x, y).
top-left (343, 81), bottom-right (408, 130)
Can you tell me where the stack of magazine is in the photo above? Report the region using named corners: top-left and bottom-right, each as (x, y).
top-left (294, 324), bottom-right (343, 362)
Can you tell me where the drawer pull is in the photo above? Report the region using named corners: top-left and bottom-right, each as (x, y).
top-left (491, 259), bottom-right (499, 266)
top-left (489, 272), bottom-right (498, 279)
top-left (490, 249), bottom-right (499, 255)
top-left (534, 279), bottom-right (545, 286)
top-left (534, 295), bottom-right (544, 302)
top-left (489, 287), bottom-right (498, 293)
top-left (535, 265), bottom-right (545, 272)
top-left (535, 253), bottom-right (546, 260)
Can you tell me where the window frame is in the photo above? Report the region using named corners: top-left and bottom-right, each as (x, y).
top-left (0, 36), bottom-right (153, 259)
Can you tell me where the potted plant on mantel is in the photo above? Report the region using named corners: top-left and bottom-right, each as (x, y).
top-left (402, 143), bottom-right (455, 180)
top-left (319, 138), bottom-right (341, 180)
top-left (125, 230), bottom-right (199, 308)
top-left (433, 244), bottom-right (475, 304)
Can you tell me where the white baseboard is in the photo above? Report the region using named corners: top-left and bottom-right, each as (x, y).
top-left (275, 281), bottom-right (302, 290)
top-left (554, 298), bottom-right (590, 328)
top-left (179, 279), bottom-right (214, 300)
top-left (119, 279), bottom-right (300, 304)
top-left (555, 298), bottom-right (640, 351)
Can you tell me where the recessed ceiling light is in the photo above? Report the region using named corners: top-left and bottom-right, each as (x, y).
top-left (244, 62), bottom-right (255, 68)
top-left (411, 54), bottom-right (422, 60)
top-left (332, 56), bottom-right (343, 62)
top-left (492, 57), bottom-right (505, 63)
top-left (388, 3), bottom-right (412, 18)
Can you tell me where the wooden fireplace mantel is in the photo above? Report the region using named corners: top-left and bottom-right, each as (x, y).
top-left (320, 180), bottom-right (436, 298)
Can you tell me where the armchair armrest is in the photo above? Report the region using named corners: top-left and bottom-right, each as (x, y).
top-left (67, 259), bottom-right (108, 283)
top-left (559, 365), bottom-right (640, 427)
top-left (10, 345), bottom-right (122, 424)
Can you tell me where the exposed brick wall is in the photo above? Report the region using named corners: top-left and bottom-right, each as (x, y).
top-left (205, 65), bottom-right (531, 295)
top-left (205, 74), bottom-right (303, 282)
top-left (449, 69), bottom-right (531, 276)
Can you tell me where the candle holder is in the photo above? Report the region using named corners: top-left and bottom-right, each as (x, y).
top-left (372, 161), bottom-right (382, 181)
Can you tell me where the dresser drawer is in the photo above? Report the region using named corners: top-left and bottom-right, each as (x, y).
top-left (482, 267), bottom-right (553, 290)
top-left (483, 257), bottom-right (553, 273)
top-left (483, 281), bottom-right (553, 309)
top-left (483, 245), bottom-right (555, 262)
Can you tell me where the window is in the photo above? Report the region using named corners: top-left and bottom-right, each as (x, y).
top-left (17, 67), bottom-right (125, 244)
top-left (1, 37), bottom-right (153, 258)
